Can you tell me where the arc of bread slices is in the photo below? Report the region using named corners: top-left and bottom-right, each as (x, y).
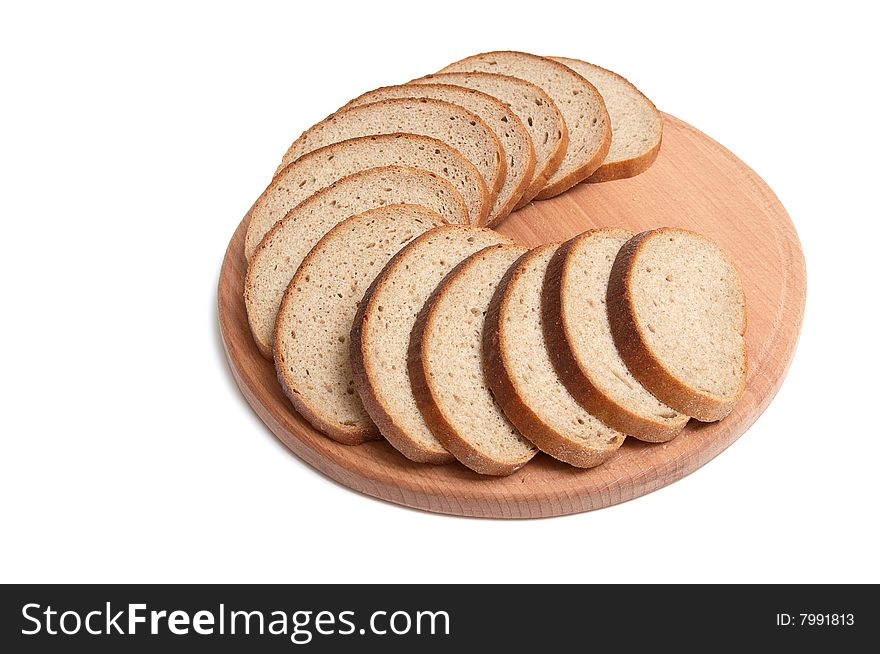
top-left (483, 244), bottom-right (625, 468)
top-left (350, 225), bottom-right (511, 464)
top-left (439, 50), bottom-right (610, 198)
top-left (542, 228), bottom-right (689, 442)
top-left (275, 205), bottom-right (445, 444)
top-left (245, 166), bottom-right (468, 358)
top-left (344, 84), bottom-right (534, 226)
top-left (245, 133), bottom-right (486, 260)
top-left (606, 227), bottom-right (747, 421)
top-left (550, 57), bottom-right (662, 183)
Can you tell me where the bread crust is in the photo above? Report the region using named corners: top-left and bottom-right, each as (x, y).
top-left (542, 230), bottom-right (688, 442)
top-left (483, 245), bottom-right (623, 468)
top-left (550, 58), bottom-right (663, 184)
top-left (606, 228), bottom-right (748, 421)
top-left (246, 133), bottom-right (489, 258)
top-left (350, 226), bottom-right (509, 464)
top-left (587, 135), bottom-right (661, 184)
top-left (343, 84), bottom-right (535, 226)
top-left (273, 204), bottom-right (445, 444)
top-left (278, 98), bottom-right (504, 225)
top-left (439, 51), bottom-right (611, 199)
top-left (410, 72), bottom-right (569, 209)
top-left (409, 244), bottom-right (534, 476)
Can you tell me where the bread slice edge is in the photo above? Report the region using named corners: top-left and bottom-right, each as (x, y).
top-left (279, 98), bottom-right (505, 226)
top-left (408, 243), bottom-right (532, 476)
top-left (542, 229), bottom-right (688, 442)
top-left (606, 227), bottom-right (748, 421)
top-left (341, 85), bottom-right (534, 225)
top-left (272, 204), bottom-right (445, 445)
top-left (409, 72), bottom-right (569, 209)
top-left (483, 245), bottom-right (623, 468)
top-left (248, 133), bottom-right (490, 259)
top-left (550, 57), bottom-right (663, 184)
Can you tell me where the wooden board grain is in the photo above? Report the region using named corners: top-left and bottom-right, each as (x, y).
top-left (218, 114), bottom-right (805, 518)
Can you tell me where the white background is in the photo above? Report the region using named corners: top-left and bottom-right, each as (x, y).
top-left (1, 1), bottom-right (877, 584)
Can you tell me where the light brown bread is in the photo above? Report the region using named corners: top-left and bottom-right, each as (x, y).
top-left (245, 166), bottom-right (468, 358)
top-left (409, 244), bottom-right (537, 476)
top-left (484, 244), bottom-right (625, 468)
top-left (411, 72), bottom-right (568, 208)
top-left (274, 205), bottom-right (445, 445)
top-left (278, 98), bottom-right (505, 211)
top-left (344, 84), bottom-right (534, 225)
top-left (439, 50), bottom-right (610, 198)
top-left (350, 226), bottom-right (511, 464)
top-left (245, 134), bottom-right (487, 260)
top-left (543, 229), bottom-right (689, 442)
top-left (550, 57), bottom-right (662, 183)
top-left (607, 228), bottom-right (747, 421)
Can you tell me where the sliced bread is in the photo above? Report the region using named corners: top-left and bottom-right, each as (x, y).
top-left (274, 205), bottom-right (445, 444)
top-left (607, 228), bottom-right (747, 421)
top-left (350, 225), bottom-right (511, 464)
top-left (550, 57), bottom-right (662, 183)
top-left (344, 84), bottom-right (534, 225)
top-left (410, 244), bottom-right (537, 476)
top-left (542, 228), bottom-right (689, 442)
top-left (245, 134), bottom-right (487, 260)
top-left (277, 98), bottom-right (505, 210)
top-left (439, 50), bottom-right (610, 198)
top-left (411, 72), bottom-right (568, 208)
top-left (483, 244), bottom-right (625, 468)
top-left (245, 166), bottom-right (468, 358)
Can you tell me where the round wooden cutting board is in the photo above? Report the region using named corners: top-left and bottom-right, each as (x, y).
top-left (218, 114), bottom-right (805, 518)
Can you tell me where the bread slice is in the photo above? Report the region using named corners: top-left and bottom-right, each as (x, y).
top-left (245, 166), bottom-right (468, 358)
top-left (607, 228), bottom-right (747, 421)
top-left (409, 244), bottom-right (537, 476)
top-left (542, 229), bottom-right (689, 442)
top-left (274, 205), bottom-right (445, 444)
top-left (344, 84), bottom-right (534, 225)
top-left (550, 57), bottom-right (662, 183)
top-left (350, 225), bottom-right (511, 464)
top-left (411, 72), bottom-right (568, 208)
top-left (245, 134), bottom-right (487, 260)
top-left (483, 244), bottom-right (625, 468)
top-left (439, 51), bottom-right (610, 198)
top-left (278, 98), bottom-right (505, 211)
